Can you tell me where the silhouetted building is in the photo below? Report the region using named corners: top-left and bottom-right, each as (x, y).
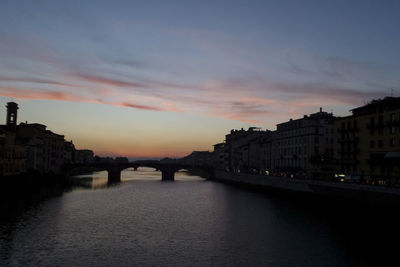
top-left (94, 156), bottom-right (114, 163)
top-left (0, 102), bottom-right (26, 176)
top-left (182, 151), bottom-right (213, 167)
top-left (64, 141), bottom-right (76, 164)
top-left (0, 129), bottom-right (26, 176)
top-left (258, 131), bottom-right (274, 175)
top-left (75, 149), bottom-right (94, 164)
top-left (6, 102), bottom-right (18, 130)
top-left (225, 127), bottom-right (270, 173)
top-left (115, 157), bottom-right (129, 163)
top-left (0, 102), bottom-right (83, 175)
top-left (273, 108), bottom-right (336, 179)
top-left (334, 97), bottom-right (400, 183)
top-left (16, 123), bottom-right (66, 174)
top-left (213, 143), bottom-right (228, 170)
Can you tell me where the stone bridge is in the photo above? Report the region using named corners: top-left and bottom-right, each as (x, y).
top-left (66, 160), bottom-right (213, 182)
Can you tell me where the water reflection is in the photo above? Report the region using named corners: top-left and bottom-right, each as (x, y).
top-left (71, 167), bottom-right (200, 191)
top-left (2, 170), bottom-right (399, 266)
top-left (72, 171), bottom-right (110, 189)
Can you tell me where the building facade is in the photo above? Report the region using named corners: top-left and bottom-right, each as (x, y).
top-left (224, 127), bottom-right (271, 173)
top-left (0, 102), bottom-right (88, 177)
top-left (75, 149), bottom-right (94, 164)
top-left (334, 97), bottom-right (400, 184)
top-left (0, 130), bottom-right (26, 176)
top-left (16, 123), bottom-right (66, 174)
top-left (213, 143), bottom-right (228, 170)
top-left (272, 109), bottom-right (335, 179)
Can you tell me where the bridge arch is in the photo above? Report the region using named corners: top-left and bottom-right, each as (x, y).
top-left (65, 161), bottom-right (214, 183)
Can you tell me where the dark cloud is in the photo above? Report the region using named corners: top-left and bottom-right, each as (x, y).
top-left (118, 102), bottom-right (163, 111)
top-left (0, 76), bottom-right (76, 87)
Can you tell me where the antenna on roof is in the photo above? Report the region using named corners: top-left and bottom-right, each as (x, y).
top-left (391, 88), bottom-right (394, 97)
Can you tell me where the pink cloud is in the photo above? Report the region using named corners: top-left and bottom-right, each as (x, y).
top-left (0, 86), bottom-right (167, 113)
top-left (0, 86), bottom-right (87, 102)
top-left (0, 69), bottom-right (387, 126)
top-left (72, 73), bottom-right (148, 88)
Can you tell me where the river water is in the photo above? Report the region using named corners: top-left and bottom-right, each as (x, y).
top-left (0, 168), bottom-right (398, 266)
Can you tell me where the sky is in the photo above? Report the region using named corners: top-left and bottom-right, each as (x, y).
top-left (1, 0), bottom-right (399, 158)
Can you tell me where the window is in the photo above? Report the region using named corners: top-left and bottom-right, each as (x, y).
top-left (378, 140), bottom-right (383, 148)
top-left (370, 117), bottom-right (375, 126)
top-left (378, 116), bottom-right (384, 135)
top-left (370, 140), bottom-right (375, 148)
top-left (378, 115), bottom-right (383, 126)
top-left (390, 138), bottom-right (395, 147)
top-left (369, 117), bottom-right (376, 136)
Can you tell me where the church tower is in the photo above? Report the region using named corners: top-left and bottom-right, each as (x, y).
top-left (6, 102), bottom-right (19, 128)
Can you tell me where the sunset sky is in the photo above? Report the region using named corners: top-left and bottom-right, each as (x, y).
top-left (1, 0), bottom-right (399, 158)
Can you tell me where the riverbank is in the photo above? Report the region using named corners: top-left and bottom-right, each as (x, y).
top-left (0, 172), bottom-right (74, 197)
top-left (212, 170), bottom-right (400, 209)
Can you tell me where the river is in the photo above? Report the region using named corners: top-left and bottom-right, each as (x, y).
top-left (0, 168), bottom-right (398, 266)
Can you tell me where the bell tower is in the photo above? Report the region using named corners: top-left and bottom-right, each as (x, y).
top-left (6, 102), bottom-right (19, 128)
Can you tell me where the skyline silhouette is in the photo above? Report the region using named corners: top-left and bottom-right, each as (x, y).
top-left (2, 2), bottom-right (400, 266)
top-left (1, 0), bottom-right (399, 158)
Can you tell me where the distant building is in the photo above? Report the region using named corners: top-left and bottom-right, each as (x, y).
top-left (334, 97), bottom-right (400, 184)
top-left (94, 156), bottom-right (114, 163)
top-left (0, 129), bottom-right (26, 176)
top-left (0, 102), bottom-right (26, 176)
top-left (16, 123), bottom-right (66, 174)
top-left (182, 151), bottom-right (213, 167)
top-left (64, 141), bottom-right (76, 164)
top-left (6, 102), bottom-right (18, 130)
top-left (272, 108), bottom-right (336, 179)
top-left (115, 157), bottom-right (129, 163)
top-left (75, 149), bottom-right (94, 164)
top-left (213, 143), bottom-right (228, 170)
top-left (225, 127), bottom-right (270, 173)
top-left (0, 102), bottom-right (92, 176)
top-left (258, 131), bottom-right (274, 175)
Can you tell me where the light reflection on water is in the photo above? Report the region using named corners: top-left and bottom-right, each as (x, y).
top-left (72, 167), bottom-right (200, 190)
top-left (1, 169), bottom-right (399, 266)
